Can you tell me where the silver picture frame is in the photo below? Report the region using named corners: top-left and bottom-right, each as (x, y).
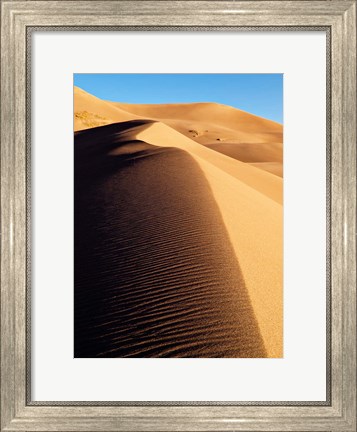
top-left (1, 1), bottom-right (356, 431)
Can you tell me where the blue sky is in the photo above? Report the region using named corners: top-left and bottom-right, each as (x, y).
top-left (74, 74), bottom-right (283, 124)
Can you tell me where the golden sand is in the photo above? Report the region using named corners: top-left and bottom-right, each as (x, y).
top-left (74, 87), bottom-right (283, 358)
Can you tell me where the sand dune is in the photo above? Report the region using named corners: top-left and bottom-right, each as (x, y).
top-left (135, 122), bottom-right (282, 205)
top-left (134, 122), bottom-right (283, 356)
top-left (74, 88), bottom-right (283, 358)
top-left (250, 162), bottom-right (283, 177)
top-left (205, 142), bottom-right (283, 163)
top-left (111, 101), bottom-right (283, 155)
top-left (74, 86), bottom-right (139, 130)
top-left (75, 121), bottom-right (267, 358)
top-left (112, 100), bottom-right (282, 138)
top-left (74, 86), bottom-right (283, 176)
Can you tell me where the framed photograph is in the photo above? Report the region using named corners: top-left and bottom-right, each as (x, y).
top-left (1, 1), bottom-right (356, 431)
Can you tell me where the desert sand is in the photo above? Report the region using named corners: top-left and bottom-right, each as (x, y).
top-left (74, 87), bottom-right (283, 358)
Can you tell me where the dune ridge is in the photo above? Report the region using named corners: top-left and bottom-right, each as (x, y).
top-left (74, 87), bottom-right (283, 358)
top-left (75, 122), bottom-right (267, 358)
top-left (134, 122), bottom-right (283, 357)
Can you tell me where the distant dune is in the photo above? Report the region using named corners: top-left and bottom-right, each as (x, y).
top-left (74, 86), bottom-right (283, 177)
top-left (74, 86), bottom-right (139, 130)
top-left (74, 87), bottom-right (283, 358)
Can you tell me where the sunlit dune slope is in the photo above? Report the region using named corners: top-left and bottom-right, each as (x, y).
top-left (134, 122), bottom-right (283, 357)
top-left (205, 142), bottom-right (283, 163)
top-left (250, 162), bottom-right (283, 177)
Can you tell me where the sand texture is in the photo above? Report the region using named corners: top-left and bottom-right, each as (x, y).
top-left (74, 87), bottom-right (283, 358)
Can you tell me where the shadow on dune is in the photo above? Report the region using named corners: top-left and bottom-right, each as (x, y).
top-left (74, 121), bottom-right (267, 358)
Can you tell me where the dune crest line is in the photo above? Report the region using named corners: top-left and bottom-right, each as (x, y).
top-left (134, 122), bottom-right (283, 358)
top-left (75, 123), bottom-right (267, 358)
